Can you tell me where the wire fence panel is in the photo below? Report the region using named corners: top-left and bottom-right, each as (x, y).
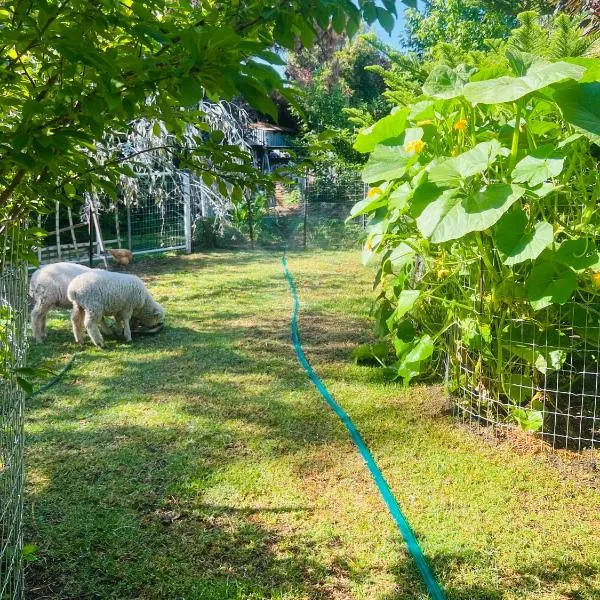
top-left (193, 169), bottom-right (367, 252)
top-left (0, 260), bottom-right (27, 600)
top-left (451, 255), bottom-right (600, 451)
top-left (124, 173), bottom-right (187, 254)
top-left (34, 174), bottom-right (189, 266)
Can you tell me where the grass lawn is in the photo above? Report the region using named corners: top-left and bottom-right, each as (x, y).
top-left (25, 249), bottom-right (600, 599)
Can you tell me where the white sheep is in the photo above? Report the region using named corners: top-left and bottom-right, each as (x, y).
top-left (29, 262), bottom-right (115, 343)
top-left (29, 262), bottom-right (94, 343)
top-left (67, 270), bottom-right (164, 347)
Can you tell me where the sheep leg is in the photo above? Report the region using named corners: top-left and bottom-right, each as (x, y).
top-left (84, 312), bottom-right (104, 348)
top-left (115, 311), bottom-right (133, 342)
top-left (71, 304), bottom-right (85, 344)
top-left (31, 303), bottom-right (49, 343)
top-left (113, 316), bottom-right (124, 340)
top-left (118, 310), bottom-right (133, 343)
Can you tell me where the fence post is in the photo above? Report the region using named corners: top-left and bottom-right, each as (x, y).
top-left (126, 200), bottom-right (132, 252)
top-left (182, 172), bottom-right (192, 254)
top-left (303, 169), bottom-right (309, 251)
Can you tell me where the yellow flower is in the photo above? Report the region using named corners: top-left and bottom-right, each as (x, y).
top-left (367, 187), bottom-right (383, 198)
top-left (592, 272), bottom-right (600, 288)
top-left (404, 139), bottom-right (425, 154)
top-left (453, 119), bottom-right (468, 132)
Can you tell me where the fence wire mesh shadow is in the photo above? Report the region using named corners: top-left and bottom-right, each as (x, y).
top-left (0, 258), bottom-right (27, 600)
top-left (451, 258), bottom-right (600, 452)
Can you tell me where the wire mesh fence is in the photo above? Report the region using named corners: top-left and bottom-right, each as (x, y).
top-left (0, 249), bottom-right (27, 600)
top-left (450, 255), bottom-right (600, 452)
top-left (193, 169), bottom-right (368, 251)
top-left (35, 174), bottom-right (190, 266)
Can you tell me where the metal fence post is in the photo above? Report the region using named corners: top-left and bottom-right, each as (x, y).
top-left (182, 172), bottom-right (192, 254)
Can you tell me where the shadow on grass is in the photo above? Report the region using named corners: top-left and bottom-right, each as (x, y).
top-left (24, 423), bottom-right (351, 599)
top-left (24, 294), bottom-right (389, 597)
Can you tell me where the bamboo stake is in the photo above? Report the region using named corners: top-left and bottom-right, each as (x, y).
top-left (115, 208), bottom-right (122, 249)
top-left (37, 215), bottom-right (42, 264)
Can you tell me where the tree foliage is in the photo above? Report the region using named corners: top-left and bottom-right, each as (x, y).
top-left (0, 0), bottom-right (400, 263)
top-left (404, 0), bottom-right (553, 55)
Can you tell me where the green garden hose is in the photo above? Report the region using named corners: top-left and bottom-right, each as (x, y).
top-left (282, 257), bottom-right (446, 600)
top-left (27, 352), bottom-right (82, 399)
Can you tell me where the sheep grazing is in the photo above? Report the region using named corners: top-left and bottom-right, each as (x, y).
top-left (67, 270), bottom-right (164, 347)
top-left (109, 248), bottom-right (133, 266)
top-left (29, 262), bottom-right (92, 343)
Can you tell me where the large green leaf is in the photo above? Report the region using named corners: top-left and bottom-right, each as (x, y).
top-left (554, 82), bottom-right (600, 145)
top-left (353, 107), bottom-right (409, 153)
top-left (362, 144), bottom-right (417, 184)
top-left (511, 406), bottom-right (543, 431)
top-left (422, 64), bottom-right (474, 100)
top-left (388, 183), bottom-right (412, 212)
top-left (463, 61), bottom-right (585, 104)
top-left (511, 146), bottom-right (565, 187)
top-left (565, 58), bottom-right (600, 83)
top-left (504, 374), bottom-right (533, 405)
top-left (527, 261), bottom-right (577, 310)
top-left (414, 183), bottom-right (525, 244)
top-left (555, 238), bottom-right (600, 272)
top-left (349, 193), bottom-right (388, 219)
top-left (395, 334), bottom-right (434, 385)
top-left (494, 209), bottom-right (553, 266)
top-left (388, 242), bottom-right (415, 271)
top-left (428, 141), bottom-right (503, 187)
top-left (386, 289), bottom-right (420, 330)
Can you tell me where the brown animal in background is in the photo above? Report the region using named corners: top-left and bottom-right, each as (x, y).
top-left (109, 248), bottom-right (134, 266)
